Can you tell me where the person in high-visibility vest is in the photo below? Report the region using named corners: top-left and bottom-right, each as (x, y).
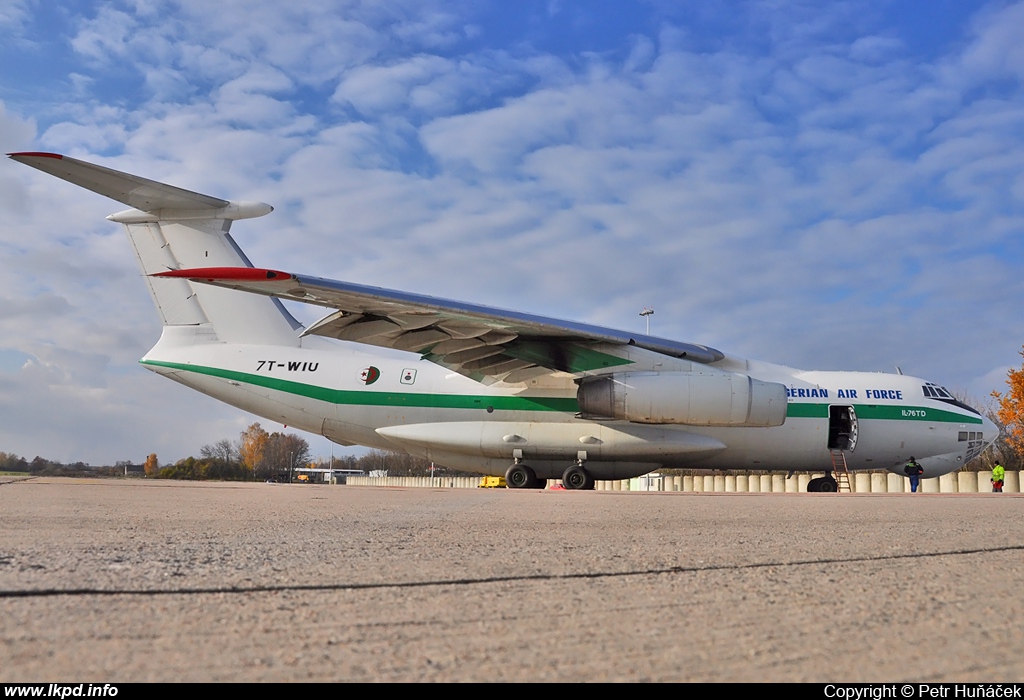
top-left (992, 462), bottom-right (1005, 493)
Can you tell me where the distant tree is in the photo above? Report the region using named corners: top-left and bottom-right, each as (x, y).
top-left (200, 439), bottom-right (237, 466)
top-left (158, 456), bottom-right (200, 480)
top-left (143, 453), bottom-right (159, 477)
top-left (185, 438), bottom-right (250, 480)
top-left (358, 450), bottom-right (392, 475)
top-left (330, 454), bottom-right (360, 471)
top-left (263, 432), bottom-right (311, 478)
top-left (0, 452), bottom-right (29, 472)
top-left (29, 456), bottom-right (57, 473)
top-left (351, 449), bottom-right (467, 477)
top-left (978, 406), bottom-right (1021, 472)
top-left (238, 423), bottom-right (269, 478)
top-left (992, 346), bottom-right (1024, 466)
top-left (158, 455), bottom-right (248, 481)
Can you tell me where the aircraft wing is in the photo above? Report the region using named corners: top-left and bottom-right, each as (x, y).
top-left (156, 267), bottom-right (724, 384)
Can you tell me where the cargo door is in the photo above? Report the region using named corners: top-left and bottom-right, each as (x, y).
top-left (828, 405), bottom-right (858, 451)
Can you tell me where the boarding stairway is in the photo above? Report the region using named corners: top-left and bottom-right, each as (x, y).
top-left (830, 449), bottom-right (852, 492)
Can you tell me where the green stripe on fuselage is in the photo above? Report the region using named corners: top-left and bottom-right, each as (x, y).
top-left (785, 403), bottom-right (829, 418)
top-left (140, 361), bottom-right (983, 424)
top-left (785, 402), bottom-right (982, 424)
top-left (141, 360), bottom-right (579, 412)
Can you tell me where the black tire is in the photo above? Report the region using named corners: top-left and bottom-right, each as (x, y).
top-left (505, 464), bottom-right (536, 489)
top-left (806, 477), bottom-right (822, 493)
top-left (819, 477), bottom-right (838, 492)
top-left (562, 465), bottom-right (594, 490)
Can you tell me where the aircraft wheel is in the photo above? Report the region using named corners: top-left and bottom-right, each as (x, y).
top-left (806, 477), bottom-right (822, 493)
top-left (505, 464), bottom-right (537, 489)
top-left (562, 465), bottom-right (594, 490)
top-left (819, 477), bottom-right (838, 492)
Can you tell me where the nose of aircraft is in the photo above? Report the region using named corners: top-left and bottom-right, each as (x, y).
top-left (982, 413), bottom-right (999, 450)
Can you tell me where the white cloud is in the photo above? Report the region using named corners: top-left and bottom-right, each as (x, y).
top-left (848, 35), bottom-right (905, 64)
top-left (69, 6), bottom-right (139, 62)
top-left (959, 1), bottom-right (1024, 82)
top-left (333, 55), bottom-right (453, 114)
top-left (421, 86), bottom-right (580, 173)
top-left (0, 105), bottom-right (38, 215)
top-left (0, 0), bottom-right (30, 32)
top-left (0, 293), bottom-right (72, 320)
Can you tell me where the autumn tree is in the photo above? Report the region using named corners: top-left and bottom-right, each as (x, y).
top-left (238, 423), bottom-right (269, 478)
top-left (992, 345), bottom-right (1024, 464)
top-left (144, 453), bottom-right (159, 477)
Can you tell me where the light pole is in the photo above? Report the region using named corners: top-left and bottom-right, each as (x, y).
top-left (640, 307), bottom-right (654, 335)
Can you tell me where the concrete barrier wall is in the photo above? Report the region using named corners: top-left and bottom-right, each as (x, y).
top-left (343, 470), bottom-right (1021, 493)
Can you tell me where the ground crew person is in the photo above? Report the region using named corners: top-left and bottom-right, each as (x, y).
top-left (904, 456), bottom-right (924, 493)
top-left (992, 461), bottom-right (1005, 493)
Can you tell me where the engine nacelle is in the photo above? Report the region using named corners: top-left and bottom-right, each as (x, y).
top-left (577, 371), bottom-right (788, 427)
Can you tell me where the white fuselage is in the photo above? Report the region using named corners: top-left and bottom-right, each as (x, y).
top-left (142, 326), bottom-right (993, 481)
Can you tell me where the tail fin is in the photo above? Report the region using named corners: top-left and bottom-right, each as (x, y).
top-left (9, 152), bottom-right (302, 346)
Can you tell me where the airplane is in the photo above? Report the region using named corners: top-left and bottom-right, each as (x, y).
top-left (9, 151), bottom-right (998, 491)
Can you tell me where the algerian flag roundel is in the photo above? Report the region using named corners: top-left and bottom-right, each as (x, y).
top-left (358, 366), bottom-right (381, 385)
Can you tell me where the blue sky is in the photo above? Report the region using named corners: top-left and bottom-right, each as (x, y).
top-left (1, 0), bottom-right (1023, 464)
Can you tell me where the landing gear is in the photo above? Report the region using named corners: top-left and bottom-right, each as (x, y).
top-left (505, 463), bottom-right (540, 489)
top-left (807, 474), bottom-right (839, 492)
top-left (561, 463), bottom-right (595, 490)
top-left (507, 451), bottom-right (595, 491)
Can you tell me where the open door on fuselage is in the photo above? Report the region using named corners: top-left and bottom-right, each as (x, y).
top-left (828, 405), bottom-right (859, 451)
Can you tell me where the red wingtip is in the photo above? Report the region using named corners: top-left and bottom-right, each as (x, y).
top-left (153, 267), bottom-right (293, 282)
top-left (7, 152), bottom-right (64, 159)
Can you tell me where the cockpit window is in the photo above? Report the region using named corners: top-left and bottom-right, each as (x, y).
top-left (922, 383), bottom-right (980, 415)
top-left (923, 384), bottom-right (953, 399)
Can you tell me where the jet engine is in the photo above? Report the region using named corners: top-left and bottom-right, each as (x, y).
top-left (577, 371), bottom-right (787, 427)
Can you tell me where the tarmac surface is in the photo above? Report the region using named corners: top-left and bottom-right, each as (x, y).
top-left (1, 475), bottom-right (1022, 682)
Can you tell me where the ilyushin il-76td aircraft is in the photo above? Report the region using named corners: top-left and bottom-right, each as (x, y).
top-left (11, 152), bottom-right (997, 491)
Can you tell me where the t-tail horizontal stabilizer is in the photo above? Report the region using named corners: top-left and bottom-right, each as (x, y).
top-left (9, 152), bottom-right (302, 345)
